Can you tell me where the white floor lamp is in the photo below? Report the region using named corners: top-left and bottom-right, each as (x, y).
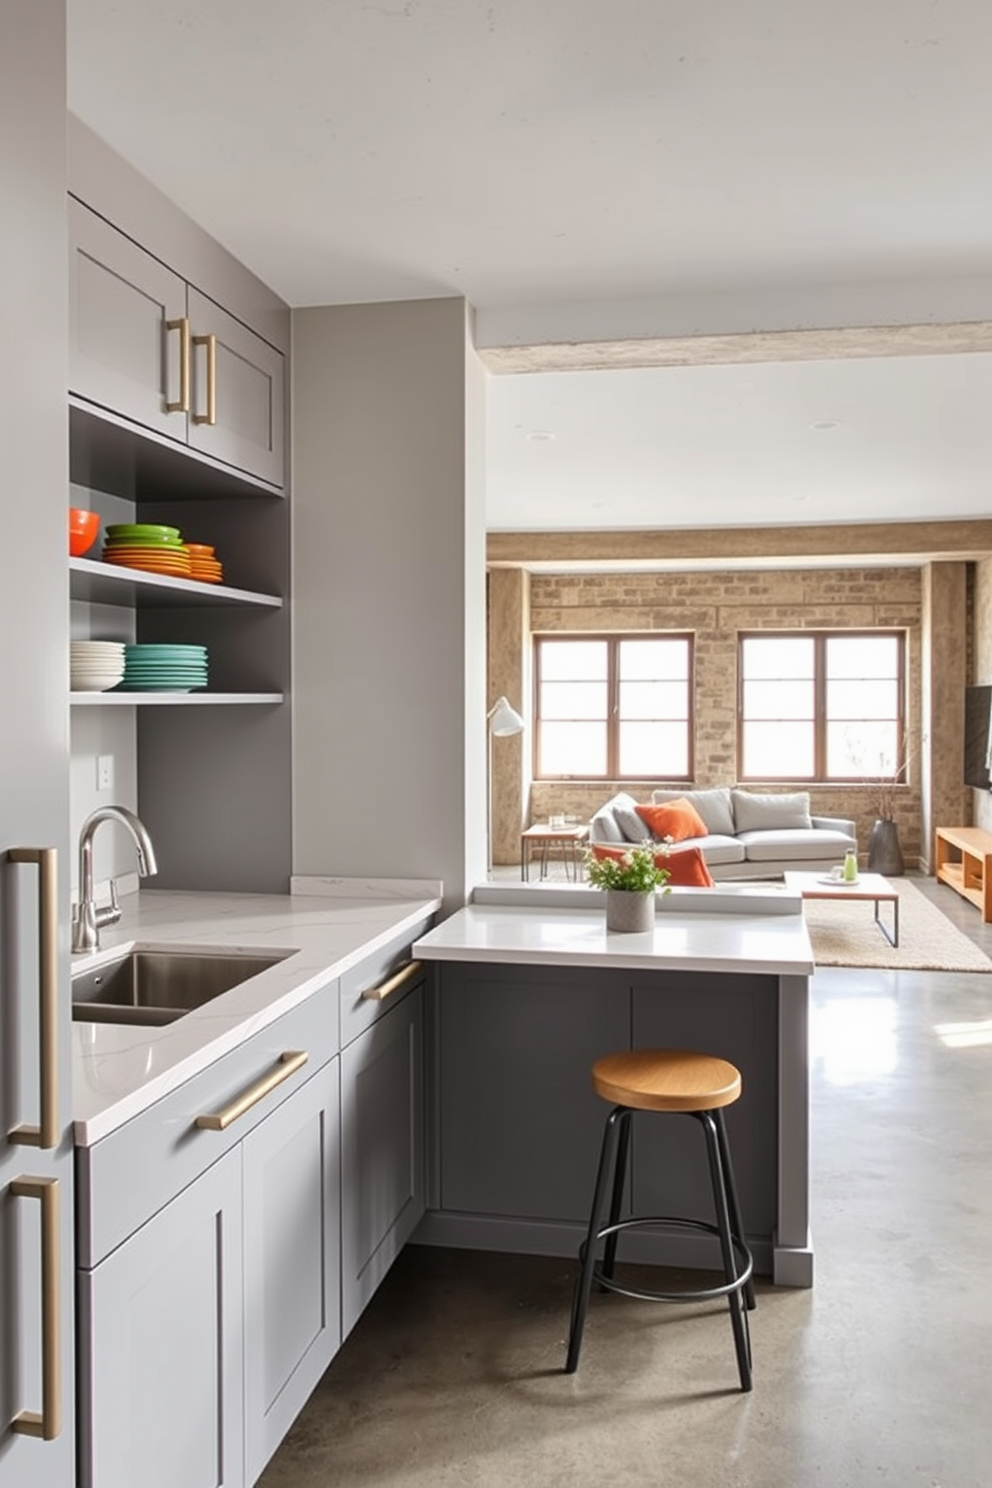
top-left (487, 695), bottom-right (525, 875)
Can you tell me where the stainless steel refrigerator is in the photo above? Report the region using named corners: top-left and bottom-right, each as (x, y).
top-left (1, 6), bottom-right (74, 1485)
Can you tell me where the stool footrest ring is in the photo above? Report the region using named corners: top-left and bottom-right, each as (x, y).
top-left (581, 1215), bottom-right (753, 1305)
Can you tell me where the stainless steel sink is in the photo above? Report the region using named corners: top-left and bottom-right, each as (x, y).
top-left (72, 948), bottom-right (289, 1026)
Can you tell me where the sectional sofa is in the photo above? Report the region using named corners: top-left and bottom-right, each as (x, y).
top-left (589, 787), bottom-right (858, 882)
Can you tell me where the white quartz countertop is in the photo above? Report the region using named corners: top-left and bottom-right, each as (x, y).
top-left (72, 881), bottom-right (441, 1145)
top-left (413, 893), bottom-right (815, 976)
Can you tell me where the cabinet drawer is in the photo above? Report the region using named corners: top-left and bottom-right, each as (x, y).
top-left (76, 979), bottom-right (338, 1267)
top-left (339, 918), bottom-right (433, 1049)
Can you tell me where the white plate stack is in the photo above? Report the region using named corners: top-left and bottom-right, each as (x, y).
top-left (70, 640), bottom-right (126, 692)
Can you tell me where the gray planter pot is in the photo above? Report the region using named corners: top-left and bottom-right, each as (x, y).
top-left (867, 818), bottom-right (905, 876)
top-left (605, 888), bottom-right (656, 933)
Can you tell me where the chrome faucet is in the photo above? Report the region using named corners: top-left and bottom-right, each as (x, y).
top-left (72, 805), bottom-right (159, 953)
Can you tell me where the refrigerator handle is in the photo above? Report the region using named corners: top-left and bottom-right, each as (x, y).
top-left (10, 1176), bottom-right (62, 1439)
top-left (6, 847), bottom-right (59, 1150)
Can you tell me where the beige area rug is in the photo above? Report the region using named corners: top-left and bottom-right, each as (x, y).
top-left (803, 878), bottom-right (992, 972)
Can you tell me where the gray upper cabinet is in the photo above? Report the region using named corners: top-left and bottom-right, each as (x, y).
top-left (68, 198), bottom-right (284, 491)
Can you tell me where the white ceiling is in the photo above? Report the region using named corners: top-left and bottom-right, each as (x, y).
top-left (66, 1), bottom-right (992, 535)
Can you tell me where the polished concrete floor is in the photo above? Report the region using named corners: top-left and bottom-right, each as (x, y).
top-left (260, 876), bottom-right (992, 1488)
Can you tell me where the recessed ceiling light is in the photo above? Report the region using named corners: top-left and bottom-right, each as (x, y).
top-left (811, 420), bottom-right (841, 431)
top-left (526, 430), bottom-right (555, 442)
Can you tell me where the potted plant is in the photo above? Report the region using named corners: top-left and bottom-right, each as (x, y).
top-left (585, 842), bottom-right (672, 932)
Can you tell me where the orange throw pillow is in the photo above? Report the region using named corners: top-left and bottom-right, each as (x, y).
top-left (664, 845), bottom-right (715, 888)
top-left (589, 842), bottom-right (714, 888)
top-left (635, 798), bottom-right (709, 843)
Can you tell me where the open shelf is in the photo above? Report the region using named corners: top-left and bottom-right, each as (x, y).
top-left (70, 691), bottom-right (283, 706)
top-left (70, 557), bottom-right (282, 609)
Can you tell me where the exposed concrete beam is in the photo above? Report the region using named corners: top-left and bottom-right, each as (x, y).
top-left (487, 519), bottom-right (992, 571)
top-left (480, 321), bottom-right (992, 375)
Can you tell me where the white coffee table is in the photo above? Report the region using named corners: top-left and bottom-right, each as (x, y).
top-left (784, 870), bottom-right (899, 947)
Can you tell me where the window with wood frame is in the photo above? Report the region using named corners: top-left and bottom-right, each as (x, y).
top-left (738, 631), bottom-right (906, 781)
top-left (533, 634), bottom-right (693, 781)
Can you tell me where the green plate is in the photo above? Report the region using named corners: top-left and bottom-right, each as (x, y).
top-left (106, 523), bottom-right (181, 537)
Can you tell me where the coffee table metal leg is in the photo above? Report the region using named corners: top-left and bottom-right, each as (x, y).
top-left (874, 896), bottom-right (899, 947)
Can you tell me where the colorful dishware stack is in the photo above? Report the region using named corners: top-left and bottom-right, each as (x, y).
top-left (102, 523), bottom-right (191, 578)
top-left (185, 543), bottom-right (224, 584)
top-left (70, 640), bottom-right (126, 691)
top-left (117, 643), bottom-right (209, 692)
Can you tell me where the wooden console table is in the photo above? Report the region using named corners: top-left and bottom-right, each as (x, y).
top-left (934, 826), bottom-right (992, 921)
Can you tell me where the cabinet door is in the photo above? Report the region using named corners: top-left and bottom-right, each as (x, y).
top-left (242, 1060), bottom-right (341, 1484)
top-left (187, 288), bottom-right (285, 488)
top-left (438, 966), bottom-right (628, 1224)
top-left (341, 986), bottom-right (425, 1339)
top-left (78, 1148), bottom-right (244, 1488)
top-left (68, 198), bottom-right (188, 440)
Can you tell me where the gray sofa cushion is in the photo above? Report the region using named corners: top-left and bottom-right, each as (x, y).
top-left (732, 789), bottom-right (812, 832)
top-left (613, 803), bottom-right (653, 842)
top-left (739, 828), bottom-right (843, 862)
top-left (589, 791), bottom-right (638, 844)
top-left (652, 786), bottom-right (736, 836)
top-left (690, 834), bottom-right (746, 865)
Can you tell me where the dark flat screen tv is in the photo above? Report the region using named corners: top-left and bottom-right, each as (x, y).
top-left (964, 685), bottom-right (992, 789)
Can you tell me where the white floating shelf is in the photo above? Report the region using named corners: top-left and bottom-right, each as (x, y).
top-left (70, 692), bottom-right (284, 706)
top-left (70, 557), bottom-right (282, 609)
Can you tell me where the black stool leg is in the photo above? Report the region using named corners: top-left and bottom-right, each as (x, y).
top-left (699, 1111), bottom-right (753, 1392)
top-left (565, 1106), bottom-right (623, 1374)
top-left (714, 1108), bottom-right (756, 1311)
top-left (600, 1107), bottom-right (632, 1284)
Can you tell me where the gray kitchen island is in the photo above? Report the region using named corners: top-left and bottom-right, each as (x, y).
top-left (413, 883), bottom-right (815, 1287)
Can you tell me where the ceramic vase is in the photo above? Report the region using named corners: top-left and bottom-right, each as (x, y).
top-left (867, 818), bottom-right (905, 876)
top-left (605, 888), bottom-right (656, 933)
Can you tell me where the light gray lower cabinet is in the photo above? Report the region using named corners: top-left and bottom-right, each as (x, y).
top-left (77, 984), bottom-right (342, 1488)
top-left (436, 965), bottom-right (629, 1223)
top-left (340, 982), bottom-right (424, 1338)
top-left (78, 1146), bottom-right (245, 1488)
top-left (242, 1057), bottom-right (341, 1484)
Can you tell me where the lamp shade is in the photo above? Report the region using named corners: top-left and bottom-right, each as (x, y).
top-left (488, 695), bottom-right (524, 737)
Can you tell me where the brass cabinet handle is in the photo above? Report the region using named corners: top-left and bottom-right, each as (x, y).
top-left (10, 1176), bottom-right (62, 1440)
top-left (195, 1050), bottom-right (308, 1131)
top-left (165, 315), bottom-right (190, 412)
top-left (192, 331), bottom-right (217, 425)
top-left (361, 959), bottom-right (423, 1002)
top-left (7, 848), bottom-right (59, 1150)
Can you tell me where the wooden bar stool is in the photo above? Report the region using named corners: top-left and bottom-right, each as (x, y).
top-left (565, 1048), bottom-right (756, 1391)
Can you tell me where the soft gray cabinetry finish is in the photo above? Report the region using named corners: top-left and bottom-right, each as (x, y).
top-left (340, 980), bottom-right (424, 1338)
top-left (77, 986), bottom-right (341, 1488)
top-left (429, 961), bottom-right (787, 1275)
top-left (78, 1147), bottom-right (244, 1488)
top-left (69, 198), bottom-right (285, 490)
top-left (0, 9), bottom-right (73, 1487)
top-left (243, 1058), bottom-right (341, 1484)
top-left (437, 966), bottom-right (629, 1222)
top-left (630, 976), bottom-right (779, 1241)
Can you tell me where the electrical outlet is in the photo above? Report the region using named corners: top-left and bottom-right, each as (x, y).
top-left (96, 755), bottom-right (114, 791)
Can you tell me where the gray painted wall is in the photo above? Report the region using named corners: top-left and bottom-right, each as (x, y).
top-left (292, 298), bottom-right (487, 909)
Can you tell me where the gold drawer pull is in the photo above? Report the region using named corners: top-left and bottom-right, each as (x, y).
top-left (195, 1050), bottom-right (308, 1131)
top-left (11, 1176), bottom-right (62, 1440)
top-left (165, 316), bottom-right (190, 412)
top-left (7, 847), bottom-right (59, 1149)
top-left (192, 331), bottom-right (217, 425)
top-left (362, 959), bottom-right (423, 1003)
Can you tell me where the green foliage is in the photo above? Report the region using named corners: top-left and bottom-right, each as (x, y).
top-left (585, 843), bottom-right (671, 893)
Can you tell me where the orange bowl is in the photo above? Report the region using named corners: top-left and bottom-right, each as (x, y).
top-left (69, 508), bottom-right (100, 556)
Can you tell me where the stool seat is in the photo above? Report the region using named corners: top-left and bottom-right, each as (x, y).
top-left (592, 1048), bottom-right (742, 1113)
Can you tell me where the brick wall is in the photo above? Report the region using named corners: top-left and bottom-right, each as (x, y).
top-left (524, 565), bottom-right (924, 866)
